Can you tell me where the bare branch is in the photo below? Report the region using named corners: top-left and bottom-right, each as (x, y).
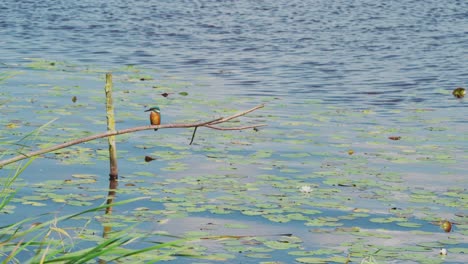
top-left (0, 105), bottom-right (266, 167)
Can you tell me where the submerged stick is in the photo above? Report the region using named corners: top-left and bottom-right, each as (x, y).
top-left (0, 105), bottom-right (265, 167)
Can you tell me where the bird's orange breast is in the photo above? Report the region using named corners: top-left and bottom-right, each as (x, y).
top-left (149, 111), bottom-right (161, 126)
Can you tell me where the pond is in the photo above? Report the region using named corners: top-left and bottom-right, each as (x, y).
top-left (0, 0), bottom-right (467, 263)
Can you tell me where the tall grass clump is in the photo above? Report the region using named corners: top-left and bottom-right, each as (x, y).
top-left (0, 160), bottom-right (202, 263)
top-left (0, 125), bottom-right (204, 263)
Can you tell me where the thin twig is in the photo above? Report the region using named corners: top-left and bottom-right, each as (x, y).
top-left (189, 127), bottom-right (198, 145)
top-left (204, 124), bottom-right (267, 130)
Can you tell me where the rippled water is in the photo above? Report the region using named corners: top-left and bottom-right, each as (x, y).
top-left (1, 0), bottom-right (467, 263)
top-left (2, 0), bottom-right (467, 107)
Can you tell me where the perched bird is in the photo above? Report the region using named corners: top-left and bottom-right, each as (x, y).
top-left (144, 106), bottom-right (161, 131)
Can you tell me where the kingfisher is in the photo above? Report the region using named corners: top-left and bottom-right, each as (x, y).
top-left (144, 106), bottom-right (161, 131)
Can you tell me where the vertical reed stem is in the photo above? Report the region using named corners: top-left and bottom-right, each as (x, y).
top-left (105, 73), bottom-right (119, 180)
top-left (103, 73), bottom-right (118, 239)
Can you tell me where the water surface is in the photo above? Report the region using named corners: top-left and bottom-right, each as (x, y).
top-left (1, 0), bottom-right (467, 263)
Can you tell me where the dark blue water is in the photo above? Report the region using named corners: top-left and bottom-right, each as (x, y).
top-left (2, 0), bottom-right (467, 108)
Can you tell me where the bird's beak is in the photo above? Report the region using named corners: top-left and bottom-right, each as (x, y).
top-left (144, 109), bottom-right (151, 112)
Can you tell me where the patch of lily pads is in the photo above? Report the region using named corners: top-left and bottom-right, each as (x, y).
top-left (1, 59), bottom-right (467, 263)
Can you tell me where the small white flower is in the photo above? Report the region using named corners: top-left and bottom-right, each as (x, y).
top-left (300, 185), bottom-right (312, 193)
top-left (360, 256), bottom-right (377, 264)
top-left (439, 248), bottom-right (447, 255)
